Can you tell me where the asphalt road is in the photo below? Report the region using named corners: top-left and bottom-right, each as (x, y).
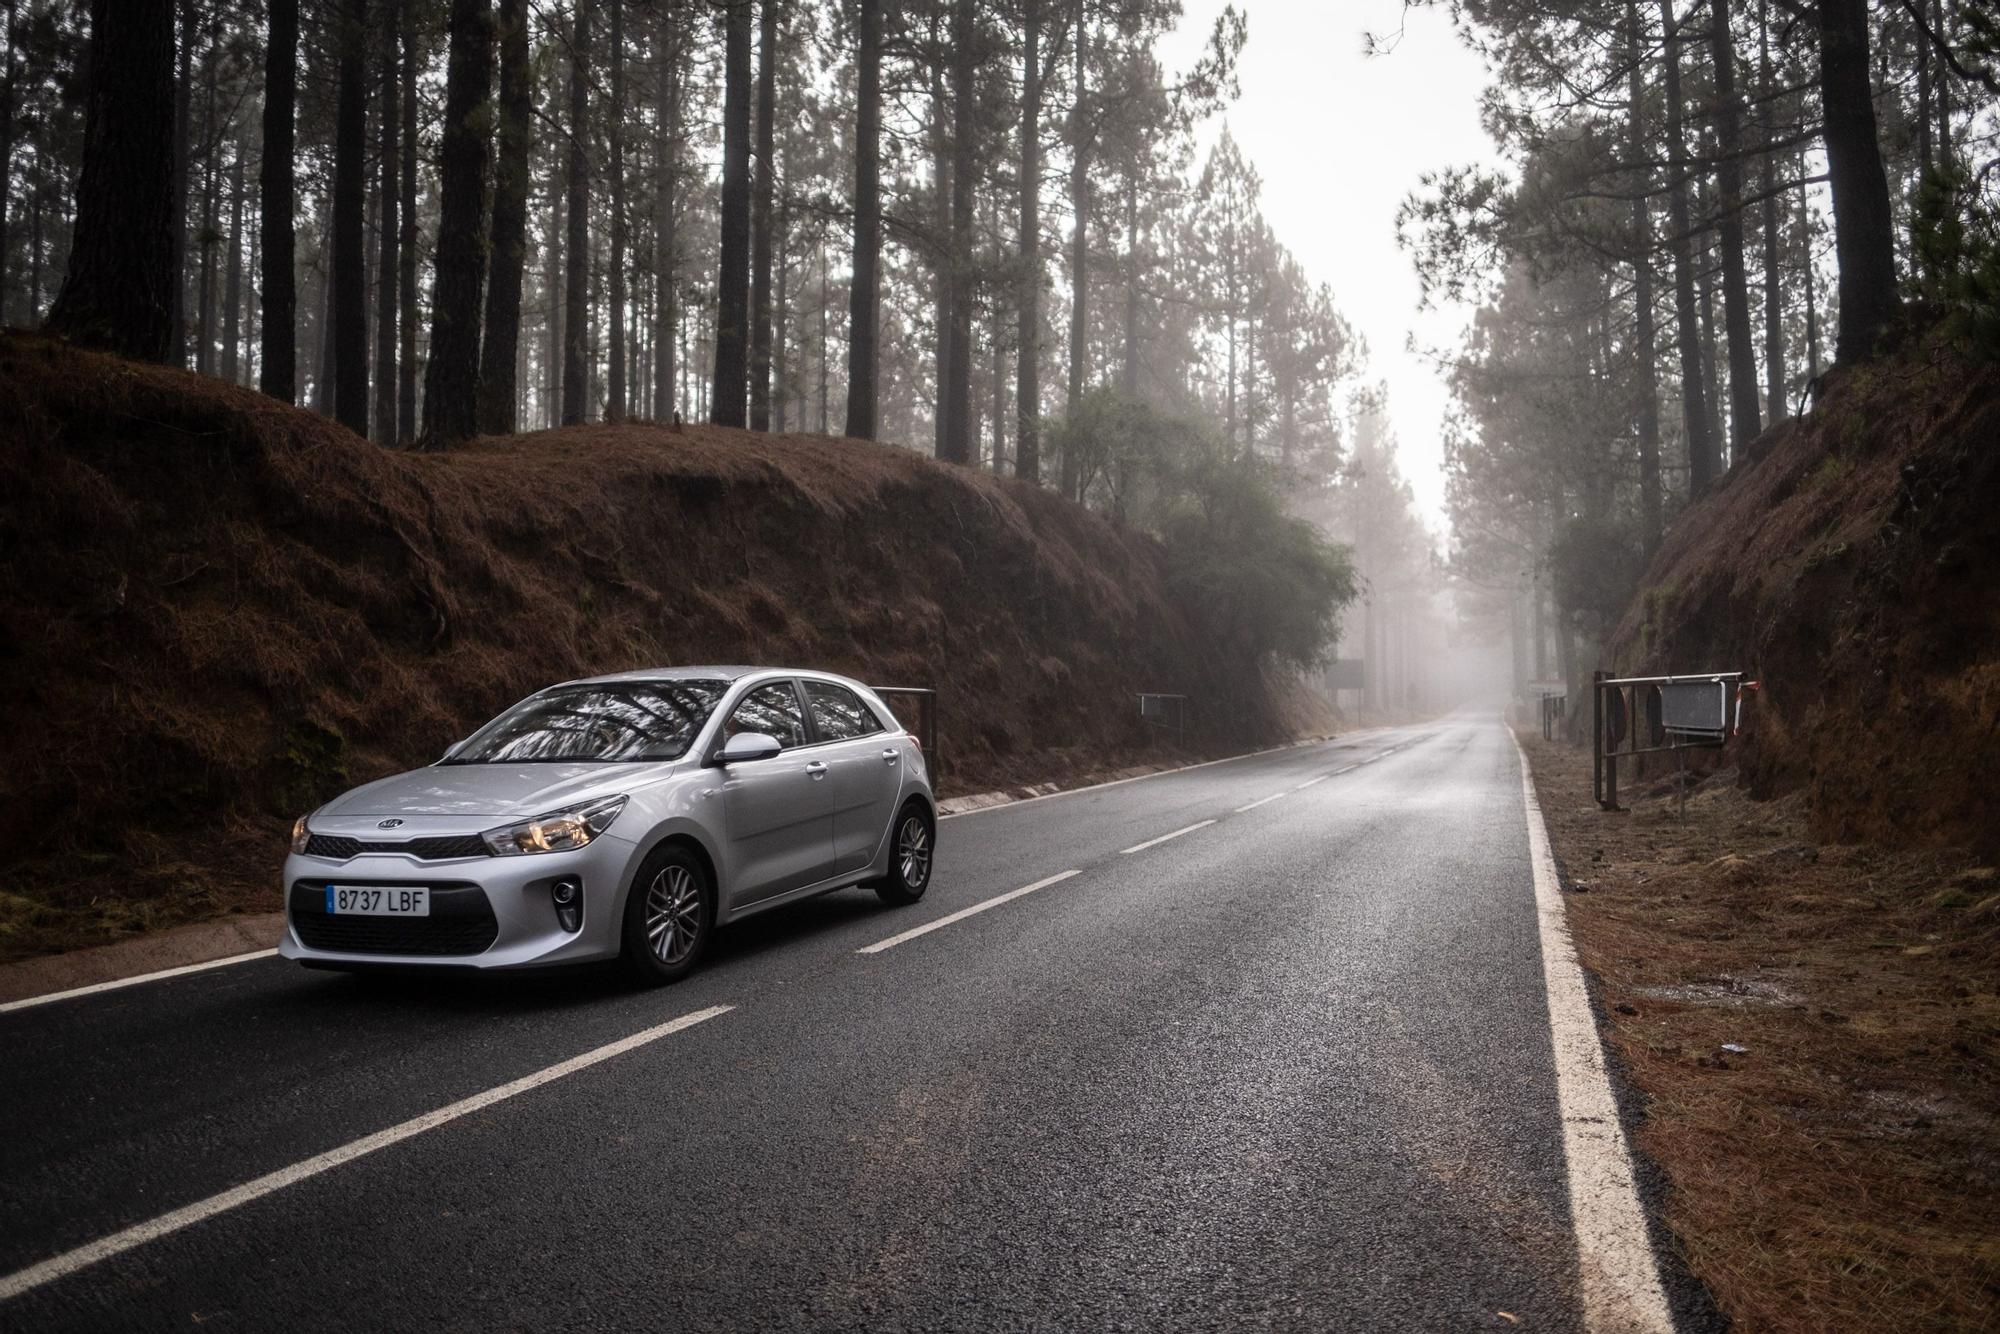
top-left (0, 715), bottom-right (1692, 1332)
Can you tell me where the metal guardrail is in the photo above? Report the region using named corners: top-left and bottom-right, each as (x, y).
top-left (873, 686), bottom-right (939, 785)
top-left (1592, 671), bottom-right (1758, 812)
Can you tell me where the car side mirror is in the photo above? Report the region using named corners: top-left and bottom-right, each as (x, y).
top-left (717, 732), bottom-right (783, 765)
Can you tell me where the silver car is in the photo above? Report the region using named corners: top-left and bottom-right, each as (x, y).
top-left (279, 667), bottom-right (936, 984)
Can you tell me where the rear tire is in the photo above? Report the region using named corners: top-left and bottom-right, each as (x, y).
top-left (620, 844), bottom-right (715, 986)
top-left (873, 802), bottom-right (935, 907)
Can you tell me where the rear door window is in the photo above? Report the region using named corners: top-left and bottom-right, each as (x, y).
top-left (804, 681), bottom-right (886, 743)
top-left (724, 681), bottom-right (809, 749)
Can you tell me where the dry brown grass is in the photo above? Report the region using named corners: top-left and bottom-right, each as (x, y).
top-left (1521, 729), bottom-right (2000, 1331)
top-left (0, 334), bottom-right (1299, 963)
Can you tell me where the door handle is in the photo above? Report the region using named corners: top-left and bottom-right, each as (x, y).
top-left (806, 761), bottom-right (828, 779)
top-left (881, 749), bottom-right (900, 764)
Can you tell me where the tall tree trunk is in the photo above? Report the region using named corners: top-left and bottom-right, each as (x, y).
top-left (927, 15), bottom-right (951, 458)
top-left (1061, 0), bottom-right (1088, 499)
top-left (844, 0), bottom-right (881, 439)
top-left (193, 37), bottom-right (219, 377)
top-left (1756, 0), bottom-right (1785, 421)
top-left (1626, 0), bottom-right (1662, 554)
top-left (259, 0), bottom-right (297, 398)
top-left (419, 0), bottom-right (495, 449)
top-left (332, 0), bottom-right (369, 435)
top-left (1816, 0), bottom-right (1896, 363)
top-left (940, 0), bottom-right (975, 464)
top-left (478, 0), bottom-right (531, 433)
top-left (606, 0), bottom-right (627, 420)
top-left (1015, 0), bottom-right (1045, 481)
top-left (171, 2), bottom-right (191, 366)
top-left (373, 0), bottom-right (401, 443)
top-left (711, 0), bottom-right (752, 427)
top-left (397, 13), bottom-right (418, 441)
top-left (46, 0), bottom-right (176, 361)
top-left (222, 150), bottom-right (244, 383)
top-left (749, 0), bottom-right (777, 430)
top-left (1698, 223), bottom-right (1724, 452)
top-left (314, 225), bottom-right (336, 413)
top-left (774, 194), bottom-right (790, 431)
top-left (1800, 147), bottom-right (1820, 384)
top-left (562, 0), bottom-right (591, 424)
top-left (653, 12), bottom-right (681, 421)
top-left (1657, 0), bottom-right (1715, 493)
top-left (1707, 0), bottom-right (1759, 449)
top-left (0, 0), bottom-right (17, 324)
top-left (546, 180), bottom-right (565, 426)
top-left (1122, 176), bottom-right (1139, 398)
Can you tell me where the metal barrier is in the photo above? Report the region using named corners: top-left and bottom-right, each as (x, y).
top-left (1137, 693), bottom-right (1188, 748)
top-left (873, 686), bottom-right (939, 784)
top-left (1592, 671), bottom-right (1757, 811)
top-left (1537, 691), bottom-right (1567, 741)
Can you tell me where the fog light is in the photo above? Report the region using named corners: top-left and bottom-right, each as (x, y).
top-left (551, 878), bottom-right (583, 933)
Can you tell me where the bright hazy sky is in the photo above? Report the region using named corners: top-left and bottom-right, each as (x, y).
top-left (1160, 1), bottom-right (1500, 531)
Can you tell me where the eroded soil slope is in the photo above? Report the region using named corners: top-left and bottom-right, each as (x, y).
top-left (0, 334), bottom-right (1288, 959)
top-left (1605, 341), bottom-right (2000, 853)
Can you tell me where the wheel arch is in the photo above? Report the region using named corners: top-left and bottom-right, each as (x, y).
top-left (617, 823), bottom-right (723, 922)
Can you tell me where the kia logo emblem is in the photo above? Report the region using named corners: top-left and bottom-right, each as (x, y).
top-left (377, 818), bottom-right (405, 829)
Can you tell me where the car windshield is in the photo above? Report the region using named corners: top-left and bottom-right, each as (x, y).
top-left (445, 680), bottom-right (728, 764)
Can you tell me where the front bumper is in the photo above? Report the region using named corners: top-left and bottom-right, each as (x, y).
top-left (278, 835), bottom-right (638, 970)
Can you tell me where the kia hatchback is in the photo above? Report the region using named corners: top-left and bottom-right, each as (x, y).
top-left (280, 668), bottom-right (936, 984)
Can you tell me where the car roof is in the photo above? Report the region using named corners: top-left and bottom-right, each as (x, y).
top-left (559, 666), bottom-right (870, 690)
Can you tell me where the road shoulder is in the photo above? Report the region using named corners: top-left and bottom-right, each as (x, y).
top-left (0, 912), bottom-right (282, 1008)
top-left (1517, 727), bottom-right (1999, 1332)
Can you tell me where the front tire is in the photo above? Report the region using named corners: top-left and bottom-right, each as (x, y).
top-left (620, 844), bottom-right (714, 986)
top-left (873, 802), bottom-right (935, 906)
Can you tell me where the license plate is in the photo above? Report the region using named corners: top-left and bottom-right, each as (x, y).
top-left (324, 885), bottom-right (430, 917)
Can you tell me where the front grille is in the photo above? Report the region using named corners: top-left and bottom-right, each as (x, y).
top-left (304, 833), bottom-right (491, 861)
top-left (289, 882), bottom-right (499, 957)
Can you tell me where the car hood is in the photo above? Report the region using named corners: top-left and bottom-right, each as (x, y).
top-left (320, 763), bottom-right (671, 818)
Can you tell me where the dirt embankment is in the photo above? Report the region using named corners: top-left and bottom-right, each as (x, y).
top-left (0, 334), bottom-right (1303, 961)
top-left (1604, 340), bottom-right (2000, 853)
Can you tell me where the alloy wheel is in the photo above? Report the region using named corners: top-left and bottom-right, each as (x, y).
top-left (898, 816), bottom-right (932, 890)
top-left (644, 864), bottom-right (703, 965)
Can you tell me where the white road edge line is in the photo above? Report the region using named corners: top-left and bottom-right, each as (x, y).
top-left (0, 949), bottom-right (281, 1016)
top-left (1118, 819), bottom-right (1216, 856)
top-left (1293, 775), bottom-right (1328, 791)
top-left (1512, 732), bottom-right (1674, 1334)
top-left (856, 870), bottom-right (1081, 955)
top-left (1234, 793), bottom-right (1286, 813)
top-left (0, 1004), bottom-right (734, 1305)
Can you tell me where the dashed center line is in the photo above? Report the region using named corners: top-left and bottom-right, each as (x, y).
top-left (0, 1004), bottom-right (734, 1305)
top-left (1334, 764), bottom-right (1358, 774)
top-left (1235, 793), bottom-right (1286, 813)
top-left (1119, 819), bottom-right (1217, 856)
top-left (857, 870), bottom-right (1082, 955)
top-left (1294, 775), bottom-right (1328, 791)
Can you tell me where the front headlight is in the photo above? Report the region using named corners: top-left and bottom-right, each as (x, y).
top-left (291, 815), bottom-right (312, 854)
top-left (481, 795), bottom-right (628, 856)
